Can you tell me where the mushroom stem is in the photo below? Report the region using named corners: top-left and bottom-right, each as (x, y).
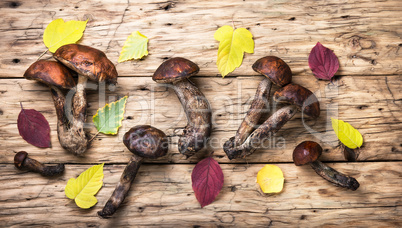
top-left (310, 160), bottom-right (360, 190)
top-left (234, 78), bottom-right (272, 146)
top-left (14, 152), bottom-right (64, 176)
top-left (98, 155), bottom-right (143, 218)
top-left (172, 79), bottom-right (211, 158)
top-left (224, 105), bottom-right (298, 159)
top-left (73, 75), bottom-right (88, 123)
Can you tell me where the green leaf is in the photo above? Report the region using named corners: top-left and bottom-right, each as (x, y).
top-left (214, 25), bottom-right (254, 77)
top-left (331, 118), bottom-right (363, 149)
top-left (43, 18), bottom-right (88, 53)
top-left (93, 96), bottom-right (128, 135)
top-left (118, 31), bottom-right (149, 63)
top-left (65, 163), bottom-right (104, 209)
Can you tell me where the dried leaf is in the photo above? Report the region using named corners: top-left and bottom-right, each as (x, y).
top-left (308, 42), bottom-right (339, 80)
top-left (93, 96), bottom-right (128, 135)
top-left (118, 31), bottom-right (149, 63)
top-left (191, 157), bottom-right (224, 208)
top-left (65, 163), bottom-right (104, 209)
top-left (331, 118), bottom-right (363, 149)
top-left (214, 25), bottom-right (254, 77)
top-left (256, 164), bottom-right (284, 194)
top-left (17, 104), bottom-right (51, 148)
top-left (43, 18), bottom-right (88, 53)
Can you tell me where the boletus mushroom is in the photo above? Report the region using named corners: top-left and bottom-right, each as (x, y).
top-left (152, 57), bottom-right (211, 158)
top-left (224, 83), bottom-right (320, 159)
top-left (293, 141), bottom-right (360, 190)
top-left (98, 125), bottom-right (169, 218)
top-left (14, 151), bottom-right (64, 176)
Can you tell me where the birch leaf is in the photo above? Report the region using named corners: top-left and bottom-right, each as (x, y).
top-left (331, 118), bottom-right (363, 149)
top-left (118, 31), bottom-right (149, 63)
top-left (214, 25), bottom-right (254, 77)
top-left (65, 163), bottom-right (104, 209)
top-left (93, 96), bottom-right (128, 135)
top-left (256, 164), bottom-right (284, 194)
top-left (43, 18), bottom-right (88, 53)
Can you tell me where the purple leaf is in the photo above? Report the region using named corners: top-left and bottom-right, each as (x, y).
top-left (308, 42), bottom-right (340, 80)
top-left (17, 103), bottom-right (51, 148)
top-left (191, 157), bottom-right (224, 208)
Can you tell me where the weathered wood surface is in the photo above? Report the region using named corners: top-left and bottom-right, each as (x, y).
top-left (1, 163), bottom-right (401, 227)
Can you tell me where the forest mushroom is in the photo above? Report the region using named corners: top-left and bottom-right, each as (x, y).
top-left (14, 151), bottom-right (64, 176)
top-left (293, 141), bottom-right (360, 190)
top-left (152, 57), bottom-right (211, 158)
top-left (23, 60), bottom-right (86, 153)
top-left (233, 56), bottom-right (292, 146)
top-left (53, 44), bottom-right (118, 155)
top-left (98, 125), bottom-right (169, 218)
top-left (224, 83), bottom-right (320, 159)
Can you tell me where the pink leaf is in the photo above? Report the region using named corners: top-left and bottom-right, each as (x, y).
top-left (191, 157), bottom-right (224, 208)
top-left (308, 42), bottom-right (339, 80)
top-left (17, 103), bottom-right (51, 148)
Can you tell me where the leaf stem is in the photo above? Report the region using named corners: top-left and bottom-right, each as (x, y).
top-left (37, 50), bottom-right (48, 61)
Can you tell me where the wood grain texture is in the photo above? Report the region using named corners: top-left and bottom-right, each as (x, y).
top-left (0, 162), bottom-right (401, 227)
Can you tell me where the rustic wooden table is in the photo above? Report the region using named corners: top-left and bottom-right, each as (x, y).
top-left (0, 0), bottom-right (401, 227)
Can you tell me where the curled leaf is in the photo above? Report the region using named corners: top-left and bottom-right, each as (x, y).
top-left (331, 118), bottom-right (363, 149)
top-left (118, 31), bottom-right (149, 63)
top-left (256, 164), bottom-right (284, 194)
top-left (308, 42), bottom-right (339, 80)
top-left (93, 96), bottom-right (128, 135)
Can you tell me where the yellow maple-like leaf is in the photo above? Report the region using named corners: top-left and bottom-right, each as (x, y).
top-left (43, 18), bottom-right (88, 53)
top-left (256, 164), bottom-right (284, 194)
top-left (331, 118), bottom-right (363, 149)
top-left (118, 31), bottom-right (149, 63)
top-left (214, 25), bottom-right (254, 77)
top-left (65, 163), bottom-right (104, 209)
top-left (93, 96), bottom-right (128, 135)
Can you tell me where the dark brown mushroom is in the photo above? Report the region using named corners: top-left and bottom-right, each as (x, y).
top-left (98, 125), bottom-right (169, 218)
top-left (14, 151), bottom-right (64, 176)
top-left (53, 44), bottom-right (118, 155)
top-left (293, 141), bottom-right (359, 190)
top-left (152, 57), bottom-right (211, 158)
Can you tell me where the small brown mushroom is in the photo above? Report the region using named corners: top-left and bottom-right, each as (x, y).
top-left (98, 125), bottom-right (169, 218)
top-left (14, 151), bottom-right (64, 176)
top-left (152, 57), bottom-right (211, 158)
top-left (293, 141), bottom-right (360, 190)
top-left (224, 83), bottom-right (320, 159)
top-left (54, 44), bottom-right (118, 155)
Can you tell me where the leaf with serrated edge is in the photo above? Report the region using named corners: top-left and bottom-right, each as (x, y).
top-left (43, 18), bottom-right (88, 53)
top-left (118, 31), bottom-right (149, 63)
top-left (65, 163), bottom-right (104, 209)
top-left (214, 25), bottom-right (254, 77)
top-left (331, 118), bottom-right (363, 149)
top-left (256, 164), bottom-right (284, 193)
top-left (93, 96), bottom-right (128, 135)
top-left (308, 42), bottom-right (339, 80)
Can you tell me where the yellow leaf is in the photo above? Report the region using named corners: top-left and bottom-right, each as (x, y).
top-left (65, 163), bottom-right (104, 209)
top-left (214, 25), bottom-right (254, 77)
top-left (331, 118), bottom-right (363, 149)
top-left (43, 18), bottom-right (88, 53)
top-left (118, 31), bottom-right (149, 63)
top-left (256, 165), bottom-right (284, 193)
top-left (93, 96), bottom-right (128, 135)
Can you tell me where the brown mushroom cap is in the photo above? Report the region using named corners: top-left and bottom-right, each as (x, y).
top-left (273, 83), bottom-right (320, 118)
top-left (123, 125), bottom-right (169, 159)
top-left (293, 141), bottom-right (323, 166)
top-left (14, 151), bottom-right (28, 169)
top-left (252, 56), bottom-right (292, 87)
top-left (53, 44), bottom-right (118, 84)
top-left (152, 57), bottom-right (199, 83)
top-left (24, 60), bottom-right (76, 89)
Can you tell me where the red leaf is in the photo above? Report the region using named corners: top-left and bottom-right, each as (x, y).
top-left (191, 157), bottom-right (224, 208)
top-left (308, 42), bottom-right (339, 80)
top-left (17, 103), bottom-right (51, 148)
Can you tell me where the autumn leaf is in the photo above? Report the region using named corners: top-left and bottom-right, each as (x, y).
top-left (17, 103), bottom-right (51, 148)
top-left (65, 163), bottom-right (104, 209)
top-left (214, 25), bottom-right (254, 77)
top-left (256, 164), bottom-right (284, 194)
top-left (43, 18), bottom-right (88, 53)
top-left (191, 157), bottom-right (224, 208)
top-left (308, 42), bottom-right (339, 80)
top-left (93, 96), bottom-right (128, 135)
top-left (331, 118), bottom-right (363, 149)
top-left (118, 31), bottom-right (149, 63)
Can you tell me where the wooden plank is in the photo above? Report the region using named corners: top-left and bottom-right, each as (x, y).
top-left (0, 76), bottom-right (400, 164)
top-left (0, 162), bottom-right (400, 227)
top-left (1, 0), bottom-right (401, 78)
